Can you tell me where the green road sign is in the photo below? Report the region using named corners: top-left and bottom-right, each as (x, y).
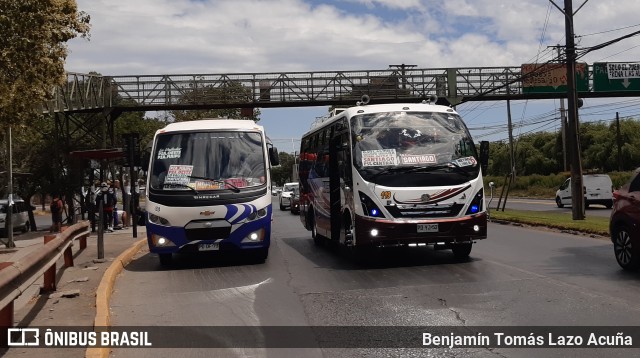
top-left (593, 62), bottom-right (640, 92)
top-left (521, 63), bottom-right (589, 94)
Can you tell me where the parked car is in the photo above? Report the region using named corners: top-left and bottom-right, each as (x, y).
top-left (555, 174), bottom-right (613, 209)
top-left (610, 168), bottom-right (640, 270)
top-left (0, 197), bottom-right (32, 236)
top-left (290, 186), bottom-right (301, 215)
top-left (279, 182), bottom-right (299, 210)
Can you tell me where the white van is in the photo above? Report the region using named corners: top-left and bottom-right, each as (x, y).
top-left (555, 174), bottom-right (614, 209)
top-left (0, 198), bottom-right (32, 236)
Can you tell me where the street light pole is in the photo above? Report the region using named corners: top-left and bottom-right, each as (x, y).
top-left (4, 126), bottom-right (15, 248)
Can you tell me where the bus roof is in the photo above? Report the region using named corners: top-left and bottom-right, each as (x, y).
top-left (157, 119), bottom-right (263, 134)
top-left (305, 102), bottom-right (458, 136)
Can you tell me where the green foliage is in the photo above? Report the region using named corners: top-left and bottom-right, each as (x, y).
top-left (484, 173), bottom-right (569, 198)
top-left (0, 0), bottom-right (90, 126)
top-left (270, 152), bottom-right (295, 186)
top-left (484, 170), bottom-right (635, 198)
top-left (114, 110), bottom-right (167, 152)
top-left (170, 81), bottom-right (261, 122)
top-left (491, 209), bottom-right (609, 236)
top-left (0, 116), bottom-right (56, 198)
top-left (487, 117), bottom-right (640, 176)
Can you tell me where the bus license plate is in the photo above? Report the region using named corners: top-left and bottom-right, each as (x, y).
top-left (198, 243), bottom-right (219, 251)
top-left (417, 224), bottom-right (439, 233)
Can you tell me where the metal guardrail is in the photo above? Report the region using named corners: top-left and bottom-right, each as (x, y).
top-left (0, 221), bottom-right (91, 327)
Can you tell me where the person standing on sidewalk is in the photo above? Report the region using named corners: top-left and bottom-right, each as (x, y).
top-left (95, 182), bottom-right (116, 232)
top-left (110, 182), bottom-right (120, 229)
top-left (50, 193), bottom-right (63, 232)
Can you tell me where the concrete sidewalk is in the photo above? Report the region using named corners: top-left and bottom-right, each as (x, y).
top-left (0, 225), bottom-right (147, 358)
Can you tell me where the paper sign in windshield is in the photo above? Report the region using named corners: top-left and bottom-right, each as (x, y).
top-left (225, 177), bottom-right (248, 189)
top-left (194, 180), bottom-right (223, 190)
top-left (362, 149), bottom-right (398, 167)
top-left (157, 147), bottom-right (181, 160)
top-left (452, 156), bottom-right (477, 167)
top-left (165, 165), bottom-right (193, 186)
top-left (399, 154), bottom-right (437, 165)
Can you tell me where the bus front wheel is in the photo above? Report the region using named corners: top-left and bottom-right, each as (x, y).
top-left (159, 253), bottom-right (172, 266)
top-left (451, 242), bottom-right (472, 259)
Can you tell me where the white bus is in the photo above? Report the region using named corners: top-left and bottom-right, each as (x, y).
top-left (145, 119), bottom-right (279, 265)
top-left (297, 100), bottom-right (488, 259)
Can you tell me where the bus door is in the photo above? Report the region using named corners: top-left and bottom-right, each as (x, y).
top-left (329, 120), bottom-right (350, 242)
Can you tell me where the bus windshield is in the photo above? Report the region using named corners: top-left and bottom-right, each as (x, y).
top-left (149, 130), bottom-right (266, 192)
top-left (351, 111), bottom-right (478, 178)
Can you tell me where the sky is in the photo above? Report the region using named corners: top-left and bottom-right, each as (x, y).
top-left (65, 0), bottom-right (640, 153)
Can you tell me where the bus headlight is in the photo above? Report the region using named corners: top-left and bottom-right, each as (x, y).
top-left (242, 228), bottom-right (265, 243)
top-left (359, 192), bottom-right (385, 218)
top-left (148, 213), bottom-right (170, 226)
top-left (247, 208), bottom-right (268, 222)
top-left (151, 234), bottom-right (176, 247)
top-left (465, 189), bottom-right (484, 215)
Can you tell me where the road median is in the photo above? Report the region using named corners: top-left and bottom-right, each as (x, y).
top-left (490, 209), bottom-right (610, 237)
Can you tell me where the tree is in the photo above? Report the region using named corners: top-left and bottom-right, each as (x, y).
top-left (0, 1), bottom-right (89, 239)
top-left (0, 0), bottom-right (90, 126)
top-left (170, 80), bottom-right (260, 122)
top-left (271, 152), bottom-right (295, 186)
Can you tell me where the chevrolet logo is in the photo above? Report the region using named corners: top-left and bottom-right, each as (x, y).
top-left (200, 210), bottom-right (215, 216)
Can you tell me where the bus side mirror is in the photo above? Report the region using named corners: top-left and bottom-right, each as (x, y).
top-left (479, 141), bottom-right (489, 174)
top-left (269, 147), bottom-right (280, 166)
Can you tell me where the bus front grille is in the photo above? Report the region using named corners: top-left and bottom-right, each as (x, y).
top-left (185, 227), bottom-right (232, 242)
top-left (184, 219), bottom-right (232, 242)
top-left (385, 203), bottom-right (464, 218)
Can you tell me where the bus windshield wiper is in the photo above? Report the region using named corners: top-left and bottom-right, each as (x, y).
top-left (369, 166), bottom-right (422, 180)
top-left (187, 175), bottom-right (241, 193)
top-left (369, 163), bottom-right (470, 180)
top-left (404, 162), bottom-right (471, 176)
top-left (163, 182), bottom-right (199, 194)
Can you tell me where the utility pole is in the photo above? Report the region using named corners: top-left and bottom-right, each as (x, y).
top-left (554, 44), bottom-right (569, 171)
top-left (616, 112), bottom-right (622, 171)
top-left (563, 0), bottom-right (585, 220)
top-left (560, 100), bottom-right (568, 171)
top-left (506, 99), bottom-right (516, 177)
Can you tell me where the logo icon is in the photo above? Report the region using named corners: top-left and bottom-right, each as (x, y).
top-left (7, 328), bottom-right (40, 346)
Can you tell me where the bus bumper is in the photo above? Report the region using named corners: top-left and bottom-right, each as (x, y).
top-left (146, 217), bottom-right (271, 254)
top-left (354, 212), bottom-right (487, 247)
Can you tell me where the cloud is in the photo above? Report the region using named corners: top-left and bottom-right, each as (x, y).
top-left (342, 0), bottom-right (423, 10)
top-left (67, 0), bottom-right (640, 76)
top-left (62, 0), bottom-right (640, 144)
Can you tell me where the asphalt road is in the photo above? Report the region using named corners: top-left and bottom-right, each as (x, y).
top-left (108, 200), bottom-right (639, 358)
top-left (490, 198), bottom-right (612, 218)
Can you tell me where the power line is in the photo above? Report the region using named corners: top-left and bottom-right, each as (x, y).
top-left (578, 23), bottom-right (640, 38)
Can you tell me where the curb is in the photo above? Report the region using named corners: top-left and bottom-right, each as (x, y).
top-left (85, 238), bottom-right (147, 358)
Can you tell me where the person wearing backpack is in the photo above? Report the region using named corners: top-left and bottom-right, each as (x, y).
top-left (50, 193), bottom-right (63, 233)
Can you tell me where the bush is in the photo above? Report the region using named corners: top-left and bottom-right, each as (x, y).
top-left (483, 171), bottom-right (634, 198)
